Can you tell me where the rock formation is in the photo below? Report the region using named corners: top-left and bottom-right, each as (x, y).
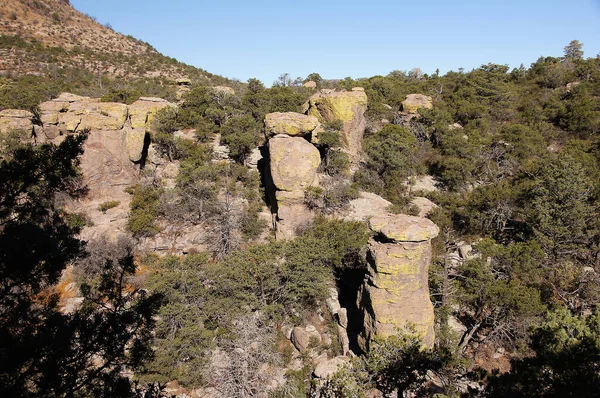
top-left (267, 129), bottom-right (321, 239)
top-left (302, 88), bottom-right (367, 158)
top-left (356, 213), bottom-right (439, 350)
top-left (0, 93), bottom-right (176, 240)
top-left (401, 94), bottom-right (433, 114)
top-left (264, 112), bottom-right (320, 137)
top-left (0, 109), bottom-right (34, 135)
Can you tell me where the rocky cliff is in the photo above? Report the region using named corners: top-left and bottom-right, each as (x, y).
top-left (0, 92), bottom-right (174, 240)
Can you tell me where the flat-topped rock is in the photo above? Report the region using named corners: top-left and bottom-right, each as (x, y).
top-left (139, 97), bottom-right (170, 103)
top-left (401, 94), bottom-right (433, 114)
top-left (55, 92), bottom-right (90, 103)
top-left (369, 213), bottom-right (439, 242)
top-left (0, 109), bottom-right (33, 118)
top-left (345, 191), bottom-right (392, 221)
top-left (265, 112), bottom-right (320, 137)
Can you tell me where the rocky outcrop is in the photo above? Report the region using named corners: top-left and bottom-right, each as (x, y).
top-left (268, 135), bottom-right (320, 239)
top-left (9, 93), bottom-right (176, 240)
top-left (401, 94), bottom-right (433, 114)
top-left (0, 109), bottom-right (34, 135)
top-left (352, 208), bottom-right (439, 351)
top-left (265, 112), bottom-right (320, 137)
top-left (303, 88), bottom-right (367, 158)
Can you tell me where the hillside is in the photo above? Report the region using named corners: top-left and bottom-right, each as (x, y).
top-left (2, 2), bottom-right (600, 396)
top-left (0, 0), bottom-right (238, 109)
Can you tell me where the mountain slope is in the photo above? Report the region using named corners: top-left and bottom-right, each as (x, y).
top-left (0, 0), bottom-right (228, 84)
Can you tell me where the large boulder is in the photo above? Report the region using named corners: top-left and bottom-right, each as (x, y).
top-left (265, 112), bottom-right (320, 137)
top-left (401, 94), bottom-right (433, 114)
top-left (313, 356), bottom-right (349, 379)
top-left (269, 136), bottom-right (320, 192)
top-left (345, 191), bottom-right (392, 221)
top-left (303, 89), bottom-right (367, 157)
top-left (369, 213), bottom-right (439, 243)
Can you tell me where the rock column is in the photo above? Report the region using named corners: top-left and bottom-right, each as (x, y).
top-left (264, 112), bottom-right (322, 239)
top-left (358, 213), bottom-right (439, 350)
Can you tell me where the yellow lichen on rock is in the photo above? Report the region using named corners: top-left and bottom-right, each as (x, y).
top-left (264, 112), bottom-right (319, 137)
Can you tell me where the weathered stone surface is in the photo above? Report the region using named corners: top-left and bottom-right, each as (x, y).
top-left (58, 112), bottom-right (81, 132)
top-left (275, 201), bottom-right (314, 240)
top-left (129, 98), bottom-right (173, 130)
top-left (79, 102), bottom-right (128, 131)
top-left (345, 191), bottom-right (392, 221)
top-left (401, 94), bottom-right (433, 114)
top-left (408, 175), bottom-right (439, 193)
top-left (304, 89), bottom-right (367, 157)
top-left (313, 356), bottom-right (349, 379)
top-left (291, 326), bottom-right (321, 352)
top-left (126, 127), bottom-right (147, 162)
top-left (410, 196), bottom-right (438, 218)
top-left (358, 212), bottom-right (439, 351)
top-left (245, 147), bottom-right (263, 169)
top-left (264, 112), bottom-right (319, 137)
top-left (269, 136), bottom-right (320, 192)
top-left (0, 109), bottom-right (33, 133)
top-left (369, 213), bottom-right (439, 243)
top-left (303, 80), bottom-right (317, 88)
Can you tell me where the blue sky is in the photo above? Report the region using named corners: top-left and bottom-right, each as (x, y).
top-left (70, 0), bottom-right (600, 85)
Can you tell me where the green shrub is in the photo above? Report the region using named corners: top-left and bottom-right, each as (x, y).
top-left (126, 185), bottom-right (161, 237)
top-left (97, 200), bottom-right (120, 213)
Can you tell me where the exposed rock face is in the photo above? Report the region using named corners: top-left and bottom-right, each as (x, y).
top-left (342, 193), bottom-right (440, 350)
top-left (303, 89), bottom-right (367, 157)
top-left (13, 93), bottom-right (176, 239)
top-left (401, 94), bottom-right (433, 114)
top-left (410, 196), bottom-right (438, 218)
top-left (303, 80), bottom-right (317, 88)
top-left (345, 191), bottom-right (392, 221)
top-left (268, 135), bottom-right (320, 239)
top-left (269, 136), bottom-right (320, 192)
top-left (128, 97), bottom-right (173, 131)
top-left (291, 325), bottom-right (321, 353)
top-left (0, 109), bottom-right (33, 135)
top-left (345, 196), bottom-right (439, 351)
top-left (265, 112), bottom-right (320, 137)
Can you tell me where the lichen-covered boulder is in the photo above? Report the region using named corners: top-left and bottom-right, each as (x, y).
top-left (79, 102), bottom-right (128, 131)
top-left (401, 94), bottom-right (433, 114)
top-left (126, 127), bottom-right (147, 162)
top-left (269, 136), bottom-right (320, 192)
top-left (129, 98), bottom-right (173, 131)
top-left (264, 112), bottom-right (320, 137)
top-left (304, 89), bottom-right (367, 157)
top-left (369, 213), bottom-right (439, 243)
